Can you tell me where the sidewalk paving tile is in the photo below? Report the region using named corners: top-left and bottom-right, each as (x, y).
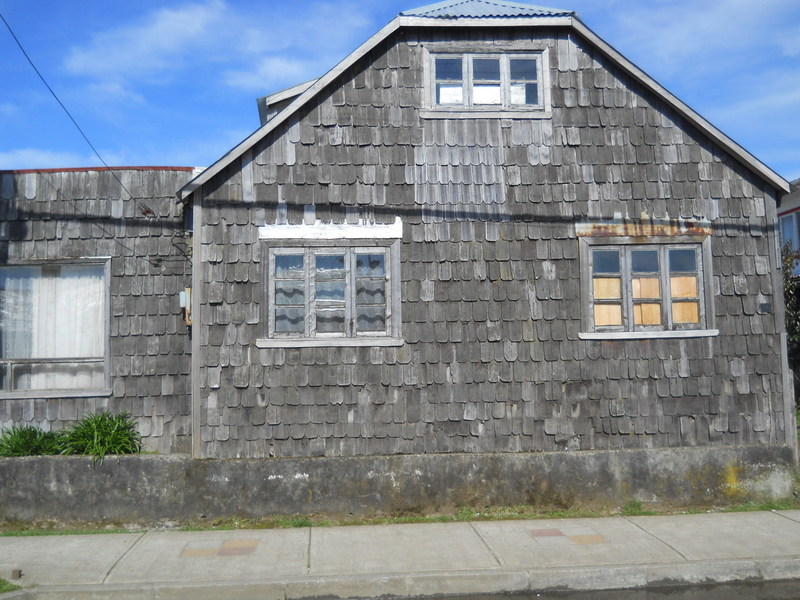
top-left (471, 518), bottom-right (684, 568)
top-left (105, 529), bottom-right (309, 584)
top-left (627, 512), bottom-right (800, 561)
top-left (309, 522), bottom-right (497, 575)
top-left (0, 533), bottom-right (140, 585)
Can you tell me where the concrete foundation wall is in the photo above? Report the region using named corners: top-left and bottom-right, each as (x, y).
top-left (0, 446), bottom-right (794, 524)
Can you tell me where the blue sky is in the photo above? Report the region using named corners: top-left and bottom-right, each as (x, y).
top-left (1, 0), bottom-right (799, 181)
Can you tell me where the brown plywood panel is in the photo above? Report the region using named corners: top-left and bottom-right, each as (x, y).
top-left (632, 277), bottom-right (660, 299)
top-left (670, 276), bottom-right (698, 299)
top-left (593, 277), bottom-right (621, 300)
top-left (594, 303), bottom-right (622, 326)
top-left (633, 303), bottom-right (661, 326)
top-left (672, 301), bottom-right (700, 324)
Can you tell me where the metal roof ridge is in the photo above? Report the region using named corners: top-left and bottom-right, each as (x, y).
top-left (400, 0), bottom-right (573, 17)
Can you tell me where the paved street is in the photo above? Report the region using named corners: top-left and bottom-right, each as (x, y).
top-left (1, 511), bottom-right (800, 599)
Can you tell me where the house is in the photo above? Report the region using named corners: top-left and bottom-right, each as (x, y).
top-left (1, 0), bottom-right (796, 507)
top-left (176, 0), bottom-right (796, 468)
top-left (0, 167), bottom-right (195, 454)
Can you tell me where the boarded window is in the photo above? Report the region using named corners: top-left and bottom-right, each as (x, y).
top-left (588, 244), bottom-right (706, 332)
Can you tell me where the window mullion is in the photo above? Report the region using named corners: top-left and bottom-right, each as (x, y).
top-left (661, 246), bottom-right (673, 330)
top-left (622, 247), bottom-right (633, 331)
top-left (306, 248), bottom-right (315, 337)
top-left (464, 55), bottom-right (472, 108)
top-left (345, 249), bottom-right (354, 336)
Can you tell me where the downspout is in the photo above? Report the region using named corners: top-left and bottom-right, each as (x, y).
top-left (191, 186), bottom-right (203, 459)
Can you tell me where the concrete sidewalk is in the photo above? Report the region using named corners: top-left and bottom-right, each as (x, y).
top-left (2, 511), bottom-right (800, 599)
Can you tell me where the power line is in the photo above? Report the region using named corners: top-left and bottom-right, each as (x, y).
top-left (0, 11), bottom-right (156, 218)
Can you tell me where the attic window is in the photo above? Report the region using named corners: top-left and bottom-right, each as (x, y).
top-left (425, 51), bottom-right (550, 117)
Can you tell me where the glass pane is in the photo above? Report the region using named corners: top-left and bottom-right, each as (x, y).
top-left (274, 281), bottom-right (304, 306)
top-left (473, 58), bottom-right (500, 80)
top-left (316, 309), bottom-right (345, 333)
top-left (593, 277), bottom-right (621, 300)
top-left (780, 216), bottom-right (796, 248)
top-left (316, 281), bottom-right (346, 303)
top-left (634, 303), bottom-right (662, 326)
top-left (510, 83), bottom-right (538, 105)
top-left (437, 83), bottom-right (463, 104)
top-left (274, 254), bottom-right (304, 279)
top-left (672, 301), bottom-right (700, 324)
top-left (356, 280), bottom-right (386, 305)
top-left (356, 254), bottom-right (385, 278)
top-left (510, 59), bottom-right (537, 80)
top-left (275, 307), bottom-right (304, 333)
top-left (669, 248), bottom-right (696, 272)
top-left (592, 249), bottom-right (620, 274)
top-left (356, 306), bottom-right (386, 332)
top-left (632, 277), bottom-right (660, 299)
top-left (631, 250), bottom-right (659, 273)
top-left (473, 84), bottom-right (501, 104)
top-left (594, 303), bottom-right (622, 326)
top-left (435, 57), bottom-right (462, 80)
top-left (670, 276), bottom-right (698, 299)
top-left (0, 266), bottom-right (38, 359)
top-left (12, 362), bottom-right (104, 391)
top-left (315, 254), bottom-right (345, 280)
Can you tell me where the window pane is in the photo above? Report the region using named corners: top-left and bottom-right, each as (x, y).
top-left (435, 58), bottom-right (462, 80)
top-left (437, 84), bottom-right (463, 104)
top-left (593, 277), bottom-right (621, 300)
top-left (275, 254), bottom-right (304, 279)
top-left (781, 215), bottom-right (797, 250)
top-left (473, 58), bottom-right (500, 80)
top-left (315, 254), bottom-right (345, 279)
top-left (669, 248), bottom-right (696, 272)
top-left (592, 249), bottom-right (620, 274)
top-left (316, 281), bottom-right (346, 303)
top-left (356, 306), bottom-right (386, 332)
top-left (672, 301), bottom-right (700, 324)
top-left (356, 254), bottom-right (385, 278)
top-left (510, 83), bottom-right (538, 105)
top-left (356, 280), bottom-right (386, 305)
top-left (594, 303), bottom-right (622, 326)
top-left (670, 276), bottom-right (698, 299)
top-left (473, 84), bottom-right (501, 104)
top-left (634, 303), bottom-right (662, 326)
top-left (275, 307), bottom-right (304, 332)
top-left (510, 58), bottom-right (537, 80)
top-left (0, 266), bottom-right (38, 359)
top-left (632, 277), bottom-right (660, 299)
top-left (274, 281), bottom-right (304, 306)
top-left (631, 250), bottom-right (659, 273)
top-left (12, 362), bottom-right (104, 391)
top-left (316, 309), bottom-right (345, 333)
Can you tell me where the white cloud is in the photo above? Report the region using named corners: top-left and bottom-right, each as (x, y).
top-left (0, 102), bottom-right (17, 117)
top-left (223, 56), bottom-right (315, 92)
top-left (0, 148), bottom-right (98, 170)
top-left (64, 0), bottom-right (226, 82)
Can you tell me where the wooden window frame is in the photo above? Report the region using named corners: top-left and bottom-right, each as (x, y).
top-left (0, 258), bottom-right (112, 399)
top-left (578, 237), bottom-right (718, 340)
top-left (421, 46), bottom-right (552, 119)
top-left (258, 240), bottom-right (403, 348)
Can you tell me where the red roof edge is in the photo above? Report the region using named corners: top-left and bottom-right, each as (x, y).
top-left (0, 166), bottom-right (196, 174)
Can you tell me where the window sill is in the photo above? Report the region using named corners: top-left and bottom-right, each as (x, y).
top-left (0, 388), bottom-right (113, 400)
top-left (420, 109), bottom-right (552, 120)
top-left (578, 329), bottom-right (719, 340)
top-left (256, 337), bottom-right (404, 348)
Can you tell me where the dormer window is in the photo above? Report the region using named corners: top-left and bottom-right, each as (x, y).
top-left (432, 53), bottom-right (543, 109)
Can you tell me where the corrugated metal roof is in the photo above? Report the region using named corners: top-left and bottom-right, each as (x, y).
top-left (400, 0), bottom-right (573, 18)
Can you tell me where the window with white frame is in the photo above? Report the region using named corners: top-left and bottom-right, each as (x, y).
top-left (582, 241), bottom-right (712, 335)
top-left (0, 261), bottom-right (108, 395)
top-left (780, 211), bottom-right (800, 275)
top-left (432, 53), bottom-right (544, 109)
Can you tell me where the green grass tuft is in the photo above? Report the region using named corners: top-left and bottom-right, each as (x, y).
top-left (0, 424), bottom-right (63, 457)
top-left (0, 577), bottom-right (21, 593)
top-left (59, 412), bottom-right (142, 464)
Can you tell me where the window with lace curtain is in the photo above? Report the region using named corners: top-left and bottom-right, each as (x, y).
top-left (0, 261), bottom-right (108, 396)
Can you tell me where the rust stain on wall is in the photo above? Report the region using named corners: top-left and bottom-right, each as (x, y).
top-left (576, 216), bottom-right (712, 238)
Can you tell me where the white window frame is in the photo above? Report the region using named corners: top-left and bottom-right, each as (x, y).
top-left (422, 47), bottom-right (552, 119)
top-left (257, 221), bottom-right (403, 348)
top-left (578, 237), bottom-right (718, 340)
top-left (0, 258), bottom-right (111, 398)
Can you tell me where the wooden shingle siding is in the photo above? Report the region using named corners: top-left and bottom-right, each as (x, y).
top-left (195, 27), bottom-right (788, 458)
top-left (0, 168), bottom-right (193, 453)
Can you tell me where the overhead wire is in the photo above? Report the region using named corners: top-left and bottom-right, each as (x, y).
top-left (0, 11), bottom-right (191, 268)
